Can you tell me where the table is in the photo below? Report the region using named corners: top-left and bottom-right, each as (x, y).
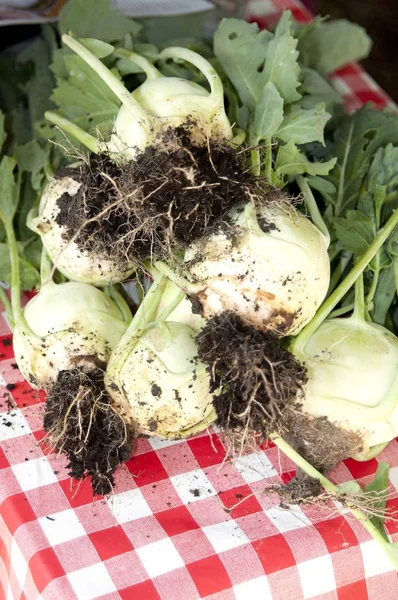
top-left (1, 1), bottom-right (397, 599)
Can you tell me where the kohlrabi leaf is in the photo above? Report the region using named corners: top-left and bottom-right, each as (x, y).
top-left (364, 461), bottom-right (390, 542)
top-left (0, 156), bottom-right (18, 224)
top-left (333, 210), bottom-right (375, 256)
top-left (299, 68), bottom-right (343, 111)
top-left (373, 265), bottom-right (397, 326)
top-left (213, 19), bottom-right (273, 111)
top-left (58, 0), bottom-right (141, 41)
top-left (323, 107), bottom-right (398, 216)
top-left (366, 145), bottom-right (398, 198)
top-left (275, 103), bottom-right (331, 145)
top-left (0, 243), bottom-right (39, 291)
top-left (15, 141), bottom-right (49, 194)
top-left (275, 140), bottom-right (337, 178)
top-left (51, 54), bottom-right (120, 135)
top-left (298, 19), bottom-right (372, 75)
top-left (0, 111), bottom-right (6, 152)
top-left (250, 82), bottom-right (284, 139)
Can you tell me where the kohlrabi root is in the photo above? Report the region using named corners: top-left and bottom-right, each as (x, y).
top-left (43, 367), bottom-right (134, 495)
top-left (195, 312), bottom-right (308, 443)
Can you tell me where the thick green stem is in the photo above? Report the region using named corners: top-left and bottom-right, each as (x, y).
top-left (45, 111), bottom-right (102, 154)
top-left (4, 221), bottom-right (23, 327)
top-left (157, 290), bottom-right (185, 322)
top-left (328, 252), bottom-right (352, 295)
top-left (295, 209), bottom-right (398, 347)
top-left (352, 272), bottom-right (366, 322)
top-left (124, 273), bottom-right (167, 339)
top-left (250, 147), bottom-right (261, 176)
top-left (297, 176), bottom-right (330, 240)
top-left (366, 256), bottom-right (380, 306)
top-left (264, 137), bottom-right (272, 184)
top-left (0, 288), bottom-right (14, 330)
top-left (115, 48), bottom-right (162, 80)
top-left (108, 285), bottom-right (132, 323)
top-left (271, 434), bottom-right (398, 571)
top-left (62, 35), bottom-right (153, 127)
top-left (329, 302), bottom-right (354, 319)
top-left (40, 247), bottom-right (53, 285)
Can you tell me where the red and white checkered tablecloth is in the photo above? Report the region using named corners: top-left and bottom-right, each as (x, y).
top-left (1, 2), bottom-right (397, 599)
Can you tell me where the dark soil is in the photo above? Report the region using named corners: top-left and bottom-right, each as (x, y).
top-left (278, 469), bottom-right (323, 503)
top-left (284, 412), bottom-right (363, 474)
top-left (43, 367), bottom-right (135, 495)
top-left (55, 126), bottom-right (261, 265)
top-left (195, 312), bottom-right (307, 436)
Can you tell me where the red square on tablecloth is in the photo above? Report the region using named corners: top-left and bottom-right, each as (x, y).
top-left (29, 547), bottom-right (65, 593)
top-left (218, 485), bottom-right (262, 519)
top-left (187, 554), bottom-right (231, 598)
top-left (89, 526), bottom-right (133, 561)
top-left (386, 498), bottom-right (398, 535)
top-left (0, 447), bottom-right (9, 470)
top-left (126, 451), bottom-right (169, 486)
top-left (119, 580), bottom-right (160, 600)
top-left (252, 534), bottom-right (296, 574)
top-left (10, 382), bottom-right (44, 409)
top-left (31, 430), bottom-right (55, 456)
top-left (155, 504), bottom-right (199, 537)
top-left (187, 434), bottom-right (226, 469)
top-left (0, 337), bottom-right (14, 360)
top-left (1, 492), bottom-right (36, 535)
top-left (59, 476), bottom-right (96, 507)
top-left (337, 579), bottom-right (368, 599)
top-left (344, 458), bottom-right (378, 479)
top-left (314, 517), bottom-right (358, 554)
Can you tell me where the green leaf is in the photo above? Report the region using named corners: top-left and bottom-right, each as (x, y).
top-left (364, 461), bottom-right (390, 542)
top-left (298, 19), bottom-right (372, 75)
top-left (373, 265), bottom-right (396, 325)
top-left (338, 481), bottom-right (361, 495)
top-left (366, 144), bottom-right (398, 198)
top-left (333, 210), bottom-right (375, 256)
top-left (59, 0), bottom-right (141, 41)
top-left (0, 243), bottom-right (39, 291)
top-left (275, 140), bottom-right (337, 178)
top-left (0, 156), bottom-right (18, 224)
top-left (15, 141), bottom-right (49, 194)
top-left (214, 19), bottom-right (273, 111)
top-left (307, 176), bottom-right (336, 196)
top-left (79, 38), bottom-right (115, 58)
top-left (0, 111), bottom-right (6, 152)
top-left (261, 11), bottom-right (301, 104)
top-left (299, 68), bottom-right (343, 111)
top-left (275, 103), bottom-right (331, 145)
top-left (51, 54), bottom-right (120, 135)
top-left (325, 107), bottom-right (398, 216)
top-left (250, 82), bottom-right (284, 140)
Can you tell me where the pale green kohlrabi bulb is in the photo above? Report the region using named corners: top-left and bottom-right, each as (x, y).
top-left (105, 321), bottom-right (216, 439)
top-left (28, 175), bottom-right (136, 286)
top-left (176, 202), bottom-right (330, 336)
top-left (13, 281), bottom-right (131, 389)
top-left (291, 314), bottom-right (398, 457)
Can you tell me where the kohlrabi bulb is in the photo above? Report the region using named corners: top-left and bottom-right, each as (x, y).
top-left (105, 321), bottom-right (216, 438)
top-left (179, 202), bottom-right (330, 335)
top-left (107, 47), bottom-right (232, 161)
top-left (29, 175), bottom-right (136, 286)
top-left (291, 315), bottom-right (398, 453)
top-left (13, 281), bottom-right (130, 389)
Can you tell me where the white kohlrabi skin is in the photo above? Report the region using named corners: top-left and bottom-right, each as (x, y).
top-left (105, 321), bottom-right (215, 438)
top-left (29, 175), bottom-right (136, 286)
top-left (291, 316), bottom-right (398, 453)
top-left (13, 281), bottom-right (130, 389)
top-left (180, 202), bottom-right (330, 335)
top-left (107, 47), bottom-right (232, 162)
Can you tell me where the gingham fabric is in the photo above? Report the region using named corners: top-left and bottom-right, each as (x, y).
top-left (1, 2), bottom-right (398, 599)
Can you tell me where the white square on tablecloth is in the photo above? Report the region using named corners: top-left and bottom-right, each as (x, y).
top-left (68, 563), bottom-right (117, 600)
top-left (39, 509), bottom-right (86, 546)
top-left (0, 373), bottom-right (6, 386)
top-left (202, 520), bottom-right (249, 554)
top-left (136, 538), bottom-right (184, 577)
top-left (148, 436), bottom-right (184, 450)
top-left (0, 409), bottom-right (30, 442)
top-left (331, 77), bottom-right (352, 97)
top-left (9, 539), bottom-right (28, 590)
top-left (234, 576), bottom-right (273, 600)
top-left (265, 506), bottom-right (312, 533)
top-left (107, 487), bottom-right (152, 524)
top-left (388, 466), bottom-right (398, 490)
top-left (298, 555), bottom-right (336, 598)
top-left (12, 457), bottom-right (57, 491)
top-left (361, 539), bottom-right (395, 578)
top-left (235, 452), bottom-right (277, 484)
top-left (170, 469), bottom-right (217, 504)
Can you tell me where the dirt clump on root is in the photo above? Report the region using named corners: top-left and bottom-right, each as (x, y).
top-left (43, 367), bottom-right (134, 495)
top-left (195, 312), bottom-right (307, 441)
top-left (55, 125), bottom-right (266, 264)
top-left (284, 412), bottom-right (364, 474)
